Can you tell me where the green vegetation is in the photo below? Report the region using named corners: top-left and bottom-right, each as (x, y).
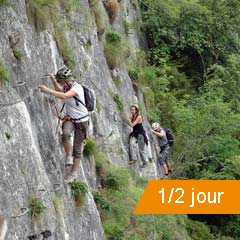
top-left (93, 157), bottom-right (215, 239)
top-left (71, 181), bottom-right (88, 207)
top-left (0, 0), bottom-right (11, 8)
top-left (123, 19), bottom-right (131, 36)
top-left (59, 0), bottom-right (83, 13)
top-left (53, 24), bottom-right (76, 70)
top-left (186, 220), bottom-right (214, 240)
top-left (26, 0), bottom-right (57, 32)
top-left (129, 0), bottom-right (240, 238)
top-left (29, 197), bottom-right (47, 219)
top-left (5, 132), bottom-right (11, 140)
top-left (113, 78), bottom-right (121, 88)
top-left (52, 196), bottom-right (62, 220)
top-left (83, 138), bottom-right (97, 157)
top-left (112, 93), bottom-right (124, 113)
top-left (0, 61), bottom-right (10, 87)
top-left (104, 31), bottom-right (130, 69)
top-left (13, 49), bottom-right (23, 61)
top-left (95, 150), bottom-right (110, 179)
top-left (104, 0), bottom-right (119, 24)
top-left (9, 35), bottom-right (23, 62)
top-left (89, 0), bottom-right (105, 36)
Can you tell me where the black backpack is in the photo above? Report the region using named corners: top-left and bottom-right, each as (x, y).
top-left (61, 85), bottom-right (96, 114)
top-left (164, 128), bottom-right (174, 147)
top-left (74, 86), bottom-right (96, 112)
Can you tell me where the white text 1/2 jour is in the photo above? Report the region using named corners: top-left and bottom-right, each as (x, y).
top-left (159, 188), bottom-right (224, 207)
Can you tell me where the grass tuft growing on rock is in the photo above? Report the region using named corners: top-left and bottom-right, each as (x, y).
top-left (95, 151), bottom-right (109, 179)
top-left (29, 197), bottom-right (47, 219)
top-left (0, 0), bottom-right (11, 8)
top-left (13, 49), bottom-right (23, 61)
top-left (53, 24), bottom-right (76, 70)
top-left (71, 181), bottom-right (88, 207)
top-left (5, 132), bottom-right (11, 140)
top-left (127, 65), bottom-right (139, 82)
top-left (52, 196), bottom-right (62, 220)
top-left (0, 61), bottom-right (10, 87)
top-left (112, 93), bottom-right (124, 113)
top-left (104, 0), bottom-right (120, 24)
top-left (123, 19), bottom-right (131, 36)
top-left (105, 168), bottom-right (130, 190)
top-left (104, 31), bottom-right (130, 69)
top-left (83, 138), bottom-right (97, 157)
top-left (89, 0), bottom-right (105, 36)
top-left (26, 0), bottom-right (57, 32)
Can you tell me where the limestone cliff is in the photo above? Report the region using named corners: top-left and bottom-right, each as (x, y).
top-left (0, 0), bottom-right (162, 239)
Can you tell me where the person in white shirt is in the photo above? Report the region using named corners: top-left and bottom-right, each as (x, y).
top-left (39, 67), bottom-right (89, 183)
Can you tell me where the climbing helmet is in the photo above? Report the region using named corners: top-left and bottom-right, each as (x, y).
top-left (55, 67), bottom-right (73, 82)
top-left (152, 122), bottom-right (160, 130)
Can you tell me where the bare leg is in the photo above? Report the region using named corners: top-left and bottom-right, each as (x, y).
top-left (166, 163), bottom-right (171, 172)
top-left (63, 142), bottom-right (71, 156)
top-left (71, 157), bottom-right (80, 173)
top-left (163, 163), bottom-right (169, 175)
top-left (62, 121), bottom-right (74, 157)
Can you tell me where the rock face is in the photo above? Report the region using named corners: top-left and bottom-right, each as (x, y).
top-left (0, 0), bottom-right (162, 239)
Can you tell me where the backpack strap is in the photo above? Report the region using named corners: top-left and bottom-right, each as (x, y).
top-left (60, 103), bottom-right (65, 113)
top-left (74, 96), bottom-right (87, 108)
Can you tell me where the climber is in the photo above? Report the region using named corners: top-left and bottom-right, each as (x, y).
top-left (151, 122), bottom-right (172, 179)
top-left (127, 104), bottom-right (148, 168)
top-left (39, 67), bottom-right (89, 183)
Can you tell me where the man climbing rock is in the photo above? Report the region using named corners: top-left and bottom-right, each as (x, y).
top-left (127, 104), bottom-right (148, 168)
top-left (151, 122), bottom-right (173, 179)
top-left (39, 67), bottom-right (89, 183)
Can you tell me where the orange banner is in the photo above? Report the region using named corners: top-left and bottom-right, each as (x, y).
top-left (134, 180), bottom-right (240, 214)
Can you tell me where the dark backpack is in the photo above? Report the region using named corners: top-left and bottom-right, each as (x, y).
top-left (164, 128), bottom-right (174, 147)
top-left (74, 85), bottom-right (96, 112)
top-left (61, 85), bottom-right (96, 115)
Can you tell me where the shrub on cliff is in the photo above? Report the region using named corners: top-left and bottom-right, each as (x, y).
top-left (71, 181), bottom-right (88, 207)
top-left (29, 197), bottom-right (47, 219)
top-left (26, 0), bottom-right (57, 32)
top-left (89, 0), bottom-right (105, 36)
top-left (0, 0), bottom-right (11, 8)
top-left (83, 138), bottom-right (97, 157)
top-left (104, 0), bottom-right (119, 24)
top-left (104, 31), bottom-right (130, 69)
top-left (53, 24), bottom-right (76, 70)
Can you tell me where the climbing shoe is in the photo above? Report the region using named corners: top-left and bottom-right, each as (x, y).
top-left (64, 171), bottom-right (77, 183)
top-left (65, 155), bottom-right (73, 166)
top-left (129, 159), bottom-right (137, 165)
top-left (140, 162), bottom-right (147, 168)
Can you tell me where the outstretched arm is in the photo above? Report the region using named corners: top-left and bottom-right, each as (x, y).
top-left (151, 129), bottom-right (163, 138)
top-left (50, 74), bottom-right (63, 92)
top-left (38, 85), bottom-right (77, 99)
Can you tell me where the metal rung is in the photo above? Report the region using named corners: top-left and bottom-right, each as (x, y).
top-left (11, 208), bottom-right (29, 218)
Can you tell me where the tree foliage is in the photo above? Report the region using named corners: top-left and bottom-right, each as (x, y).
top-left (137, 0), bottom-right (240, 238)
